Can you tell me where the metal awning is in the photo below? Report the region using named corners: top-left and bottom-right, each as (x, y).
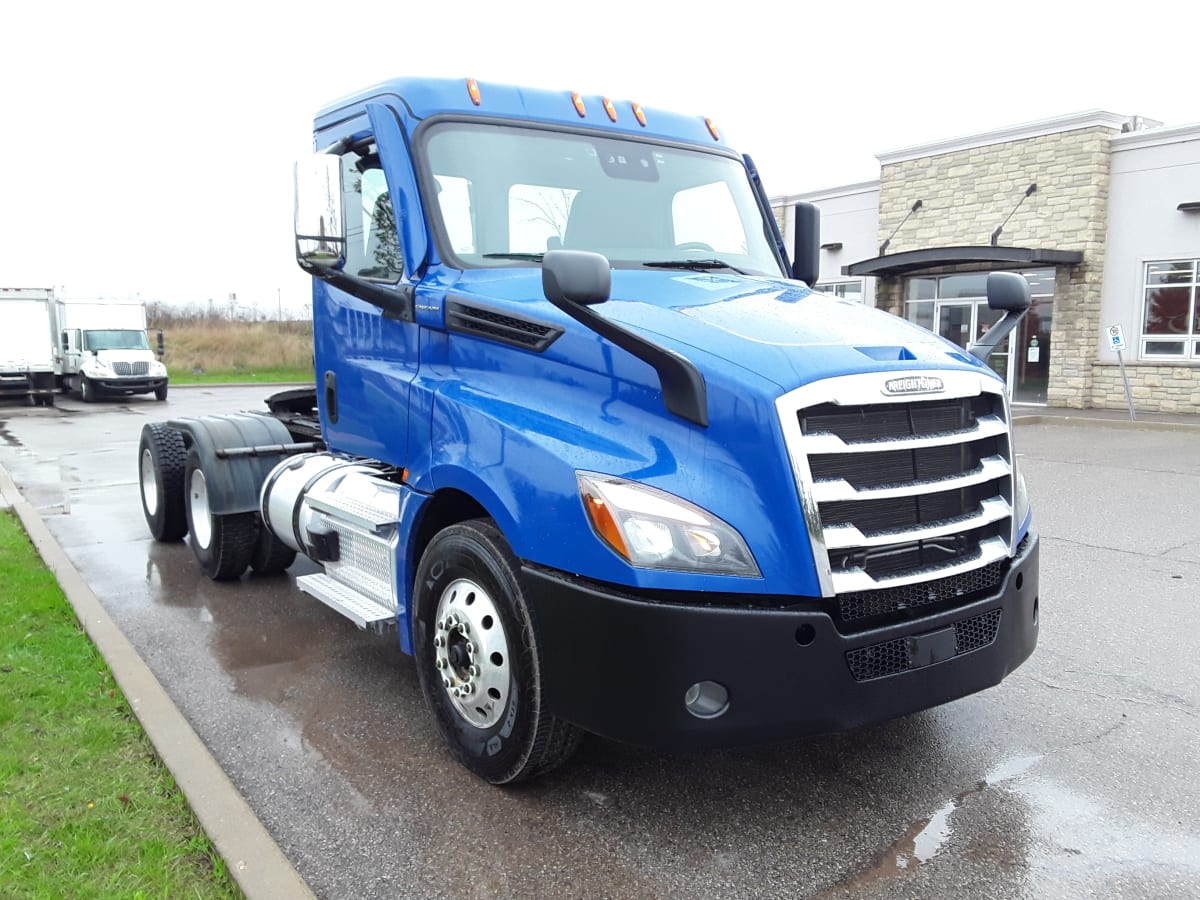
top-left (843, 246), bottom-right (1084, 277)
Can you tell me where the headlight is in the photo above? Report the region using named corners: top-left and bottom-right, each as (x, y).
top-left (577, 472), bottom-right (760, 576)
top-left (88, 358), bottom-right (110, 374)
top-left (150, 361), bottom-right (166, 375)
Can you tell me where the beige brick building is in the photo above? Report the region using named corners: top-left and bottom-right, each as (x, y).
top-left (773, 112), bottom-right (1200, 413)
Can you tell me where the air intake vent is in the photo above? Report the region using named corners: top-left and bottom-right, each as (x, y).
top-left (446, 301), bottom-right (562, 351)
top-left (112, 361), bottom-right (150, 376)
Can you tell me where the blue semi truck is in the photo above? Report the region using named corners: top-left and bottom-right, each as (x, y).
top-left (136, 77), bottom-right (1039, 783)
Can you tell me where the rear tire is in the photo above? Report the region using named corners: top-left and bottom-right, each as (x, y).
top-left (250, 529), bottom-right (296, 575)
top-left (138, 423), bottom-right (188, 542)
top-left (184, 447), bottom-right (257, 580)
top-left (413, 519), bottom-right (582, 784)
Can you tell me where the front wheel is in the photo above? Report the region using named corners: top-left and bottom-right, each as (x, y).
top-left (80, 377), bottom-right (97, 402)
top-left (413, 520), bottom-right (581, 784)
top-left (155, 383), bottom-right (168, 401)
top-left (184, 448), bottom-right (257, 580)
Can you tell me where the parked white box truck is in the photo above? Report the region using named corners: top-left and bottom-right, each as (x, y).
top-left (0, 287), bottom-right (58, 406)
top-left (57, 299), bottom-right (168, 401)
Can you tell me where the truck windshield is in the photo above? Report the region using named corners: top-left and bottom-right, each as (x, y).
top-left (422, 122), bottom-right (784, 277)
top-left (83, 330), bottom-right (150, 351)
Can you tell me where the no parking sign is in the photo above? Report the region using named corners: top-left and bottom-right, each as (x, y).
top-left (1107, 324), bottom-right (1127, 352)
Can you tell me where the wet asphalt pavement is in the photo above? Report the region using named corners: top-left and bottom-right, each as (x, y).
top-left (1, 386), bottom-right (1198, 899)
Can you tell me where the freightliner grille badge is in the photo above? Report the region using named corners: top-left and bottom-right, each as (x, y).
top-left (883, 375), bottom-right (945, 396)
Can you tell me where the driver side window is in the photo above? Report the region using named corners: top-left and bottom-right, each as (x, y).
top-left (341, 145), bottom-right (404, 282)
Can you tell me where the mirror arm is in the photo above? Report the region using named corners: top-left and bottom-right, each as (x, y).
top-left (302, 263), bottom-right (415, 322)
top-left (545, 295), bottom-right (708, 427)
top-left (969, 308), bottom-right (1028, 362)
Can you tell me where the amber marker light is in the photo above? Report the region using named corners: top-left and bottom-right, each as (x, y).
top-left (632, 103), bottom-right (647, 127)
top-left (466, 79), bottom-right (482, 106)
top-left (705, 117), bottom-right (720, 141)
top-left (571, 92), bottom-right (587, 117)
top-left (582, 491), bottom-right (630, 561)
top-left (602, 97), bottom-right (618, 122)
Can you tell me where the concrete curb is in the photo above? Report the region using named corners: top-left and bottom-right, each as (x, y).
top-left (0, 463), bottom-right (315, 900)
top-left (1013, 414), bottom-right (1200, 433)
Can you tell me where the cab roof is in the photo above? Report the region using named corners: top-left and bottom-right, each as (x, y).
top-left (313, 76), bottom-right (731, 151)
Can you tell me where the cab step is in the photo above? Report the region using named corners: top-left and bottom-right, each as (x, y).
top-left (297, 573), bottom-right (396, 634)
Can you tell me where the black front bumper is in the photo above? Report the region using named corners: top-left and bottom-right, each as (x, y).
top-left (523, 533), bottom-right (1039, 750)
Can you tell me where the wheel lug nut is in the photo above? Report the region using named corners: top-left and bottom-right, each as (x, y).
top-left (435, 658), bottom-right (446, 669)
top-left (442, 677), bottom-right (451, 689)
top-left (468, 665), bottom-right (479, 677)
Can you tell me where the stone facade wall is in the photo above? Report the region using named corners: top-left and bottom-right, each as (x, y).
top-left (1091, 363), bottom-right (1200, 414)
top-left (876, 127), bottom-right (1119, 408)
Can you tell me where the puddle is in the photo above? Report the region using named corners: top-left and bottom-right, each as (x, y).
top-left (822, 754), bottom-right (1044, 893)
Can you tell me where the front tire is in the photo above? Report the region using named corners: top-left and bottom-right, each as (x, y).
top-left (155, 383), bottom-right (168, 401)
top-left (413, 520), bottom-right (581, 784)
top-left (184, 447), bottom-right (257, 580)
top-left (80, 376), bottom-right (97, 402)
top-left (138, 423), bottom-right (188, 542)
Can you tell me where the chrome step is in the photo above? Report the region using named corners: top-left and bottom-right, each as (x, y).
top-left (305, 491), bottom-right (397, 532)
top-left (297, 573), bottom-right (396, 634)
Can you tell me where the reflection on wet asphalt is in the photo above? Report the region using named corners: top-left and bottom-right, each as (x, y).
top-left (1, 390), bottom-right (1199, 898)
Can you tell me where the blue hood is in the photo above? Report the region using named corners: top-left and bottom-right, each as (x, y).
top-left (448, 268), bottom-right (994, 392)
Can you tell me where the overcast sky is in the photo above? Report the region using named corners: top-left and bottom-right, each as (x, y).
top-left (2, 0), bottom-right (1196, 313)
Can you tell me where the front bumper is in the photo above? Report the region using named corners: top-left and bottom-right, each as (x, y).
top-left (92, 377), bottom-right (166, 395)
top-left (523, 533), bottom-right (1039, 750)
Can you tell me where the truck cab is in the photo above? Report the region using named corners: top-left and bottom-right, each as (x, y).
top-left (139, 78), bottom-right (1039, 783)
top-left (57, 299), bottom-right (168, 401)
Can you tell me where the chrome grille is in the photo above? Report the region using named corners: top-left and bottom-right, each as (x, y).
top-left (776, 371), bottom-right (1015, 600)
top-left (112, 361), bottom-right (149, 376)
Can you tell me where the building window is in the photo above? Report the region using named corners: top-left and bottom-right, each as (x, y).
top-left (815, 280), bottom-right (864, 302)
top-left (1141, 259), bottom-right (1200, 359)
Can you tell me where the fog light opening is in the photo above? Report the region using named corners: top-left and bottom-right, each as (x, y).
top-left (795, 624), bottom-right (816, 646)
top-left (684, 681), bottom-right (729, 719)
top-left (1032, 597), bottom-right (1039, 626)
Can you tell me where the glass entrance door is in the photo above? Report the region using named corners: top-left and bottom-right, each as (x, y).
top-left (906, 269), bottom-right (1055, 405)
top-left (935, 300), bottom-right (1011, 391)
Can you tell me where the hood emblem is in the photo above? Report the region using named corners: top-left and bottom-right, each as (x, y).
top-left (883, 376), bottom-right (945, 396)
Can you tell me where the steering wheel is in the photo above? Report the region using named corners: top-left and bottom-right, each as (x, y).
top-left (674, 242), bottom-right (715, 254)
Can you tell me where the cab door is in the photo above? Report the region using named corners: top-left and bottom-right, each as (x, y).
top-left (309, 104), bottom-right (428, 464)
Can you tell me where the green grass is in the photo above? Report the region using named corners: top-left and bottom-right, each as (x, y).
top-left (0, 511), bottom-right (241, 899)
top-left (167, 366), bottom-right (314, 385)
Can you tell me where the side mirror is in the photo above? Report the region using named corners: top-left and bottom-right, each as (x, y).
top-left (792, 201), bottom-right (820, 287)
top-left (156, 330), bottom-right (165, 358)
top-left (985, 271), bottom-right (1031, 313)
top-left (970, 272), bottom-right (1031, 363)
top-left (294, 155), bottom-right (345, 270)
top-left (542, 250), bottom-right (611, 306)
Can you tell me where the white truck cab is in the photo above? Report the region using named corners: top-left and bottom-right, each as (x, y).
top-left (57, 299), bottom-right (168, 401)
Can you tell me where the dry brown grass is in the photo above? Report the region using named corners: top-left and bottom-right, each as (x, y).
top-left (153, 320), bottom-right (313, 375)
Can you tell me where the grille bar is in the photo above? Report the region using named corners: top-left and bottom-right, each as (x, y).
top-left (802, 414), bottom-right (1008, 454)
top-left (813, 455), bottom-right (1010, 503)
top-left (832, 535), bottom-right (1010, 594)
top-left (824, 496), bottom-right (1011, 550)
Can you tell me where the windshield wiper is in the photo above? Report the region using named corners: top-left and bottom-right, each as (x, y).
top-left (641, 258), bottom-right (749, 275)
top-left (482, 252), bottom-right (545, 262)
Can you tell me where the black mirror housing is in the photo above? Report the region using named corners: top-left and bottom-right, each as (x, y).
top-left (986, 271), bottom-right (1032, 312)
top-left (542, 250), bottom-right (611, 306)
top-left (792, 201), bottom-right (820, 287)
